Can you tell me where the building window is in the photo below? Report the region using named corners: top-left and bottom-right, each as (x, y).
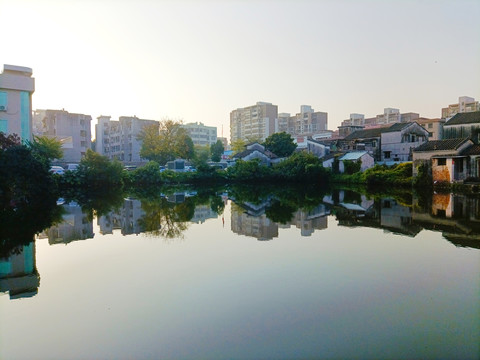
top-left (384, 151), bottom-right (391, 159)
top-left (437, 158), bottom-right (446, 166)
top-left (428, 123), bottom-right (433, 129)
top-left (0, 119), bottom-right (7, 133)
top-left (0, 91), bottom-right (7, 111)
top-left (456, 159), bottom-right (464, 172)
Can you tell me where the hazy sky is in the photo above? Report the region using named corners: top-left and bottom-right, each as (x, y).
top-left (2, 0), bottom-right (479, 139)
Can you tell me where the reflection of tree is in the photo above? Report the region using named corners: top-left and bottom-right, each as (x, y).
top-left (210, 195), bottom-right (225, 215)
top-left (265, 200), bottom-right (296, 224)
top-left (61, 188), bottom-right (125, 222)
top-left (138, 197), bottom-right (195, 239)
top-left (0, 193), bottom-right (63, 258)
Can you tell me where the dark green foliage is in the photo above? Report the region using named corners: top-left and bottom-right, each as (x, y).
top-left (263, 132), bottom-right (297, 157)
top-left (272, 152), bottom-right (329, 182)
top-left (74, 149), bottom-right (124, 192)
top-left (413, 161), bottom-right (432, 188)
top-left (342, 160), bottom-right (361, 175)
top-left (226, 159), bottom-right (272, 182)
top-left (130, 161), bottom-right (162, 185)
top-left (0, 132), bottom-right (21, 150)
top-left (210, 140), bottom-right (224, 162)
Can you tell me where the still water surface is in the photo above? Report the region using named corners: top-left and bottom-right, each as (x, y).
top-left (1, 188), bottom-right (479, 359)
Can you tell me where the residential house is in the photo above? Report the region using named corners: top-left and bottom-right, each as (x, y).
top-left (340, 126), bottom-right (385, 161)
top-left (338, 151), bottom-right (375, 173)
top-left (443, 111), bottom-right (480, 143)
top-left (232, 142), bottom-right (279, 166)
top-left (412, 138), bottom-right (474, 182)
top-left (380, 122), bottom-right (429, 162)
top-left (416, 117), bottom-right (445, 140)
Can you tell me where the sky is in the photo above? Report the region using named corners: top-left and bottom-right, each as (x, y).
top-left (2, 0), bottom-right (479, 140)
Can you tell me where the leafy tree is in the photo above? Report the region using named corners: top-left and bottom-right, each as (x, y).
top-left (263, 132), bottom-right (297, 157)
top-left (28, 135), bottom-right (63, 167)
top-left (231, 139), bottom-right (246, 154)
top-left (343, 160), bottom-right (361, 175)
top-left (210, 140), bottom-right (224, 162)
top-left (76, 149), bottom-right (124, 191)
top-left (273, 151), bottom-right (328, 182)
top-left (138, 119), bottom-right (195, 164)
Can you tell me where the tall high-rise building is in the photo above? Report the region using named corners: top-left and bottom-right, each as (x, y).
top-left (181, 122), bottom-right (217, 146)
top-left (230, 101), bottom-right (278, 143)
top-left (276, 105), bottom-right (328, 137)
top-left (0, 65), bottom-right (35, 142)
top-left (33, 109), bottom-right (92, 163)
top-left (95, 115), bottom-right (158, 164)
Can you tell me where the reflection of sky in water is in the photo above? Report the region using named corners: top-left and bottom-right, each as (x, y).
top-left (1, 202), bottom-right (479, 360)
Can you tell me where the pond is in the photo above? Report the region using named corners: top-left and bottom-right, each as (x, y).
top-left (1, 186), bottom-right (479, 360)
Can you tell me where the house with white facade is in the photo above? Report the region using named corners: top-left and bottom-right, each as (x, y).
top-left (338, 151), bottom-right (375, 173)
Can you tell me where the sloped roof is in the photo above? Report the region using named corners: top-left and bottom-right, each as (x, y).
top-left (445, 111), bottom-right (480, 125)
top-left (462, 144), bottom-right (480, 156)
top-left (413, 138), bottom-right (470, 152)
top-left (382, 122), bottom-right (412, 132)
top-left (343, 127), bottom-right (386, 140)
top-left (232, 148), bottom-right (278, 159)
top-left (339, 151), bottom-right (369, 161)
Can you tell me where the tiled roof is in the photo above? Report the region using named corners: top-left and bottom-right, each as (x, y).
top-left (445, 111), bottom-right (480, 125)
top-left (232, 148), bottom-right (278, 159)
top-left (382, 122), bottom-right (412, 132)
top-left (413, 138), bottom-right (470, 152)
top-left (462, 144), bottom-right (480, 156)
top-left (343, 127), bottom-right (386, 140)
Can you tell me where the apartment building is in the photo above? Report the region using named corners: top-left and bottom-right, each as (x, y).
top-left (230, 101), bottom-right (278, 143)
top-left (33, 109), bottom-right (92, 163)
top-left (96, 115), bottom-right (158, 164)
top-left (181, 122), bottom-right (217, 146)
top-left (276, 105), bottom-right (328, 137)
top-left (0, 64), bottom-right (35, 142)
top-left (441, 96), bottom-right (480, 119)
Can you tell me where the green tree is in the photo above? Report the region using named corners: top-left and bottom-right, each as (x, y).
top-left (231, 139), bottom-right (246, 154)
top-left (263, 132), bottom-right (297, 157)
top-left (0, 132), bottom-right (21, 150)
top-left (28, 135), bottom-right (63, 166)
top-left (210, 140), bottom-right (224, 162)
top-left (138, 119), bottom-right (195, 164)
top-left (76, 149), bottom-right (124, 191)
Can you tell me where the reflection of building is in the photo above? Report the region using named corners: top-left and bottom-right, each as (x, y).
top-left (0, 64), bottom-right (35, 142)
top-left (32, 109), bottom-right (92, 163)
top-left (288, 205), bottom-right (329, 236)
top-left (39, 202), bottom-right (94, 245)
top-left (191, 205), bottom-right (218, 224)
top-left (413, 193), bottom-right (480, 248)
top-left (0, 242), bottom-right (39, 299)
top-left (231, 202), bottom-right (278, 240)
top-left (98, 198), bottom-right (145, 235)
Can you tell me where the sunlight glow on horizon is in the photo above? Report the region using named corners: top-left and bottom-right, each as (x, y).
top-left (2, 0), bottom-right (479, 140)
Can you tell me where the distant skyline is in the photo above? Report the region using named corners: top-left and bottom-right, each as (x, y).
top-left (3, 0), bottom-right (479, 140)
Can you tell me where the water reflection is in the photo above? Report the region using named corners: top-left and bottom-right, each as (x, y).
top-left (2, 186), bottom-right (480, 300)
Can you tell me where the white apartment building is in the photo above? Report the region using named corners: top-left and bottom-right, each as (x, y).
top-left (96, 115), bottom-right (159, 164)
top-left (0, 65), bottom-right (35, 142)
top-left (181, 122), bottom-right (217, 146)
top-left (276, 105), bottom-right (328, 137)
top-left (341, 113), bottom-right (365, 127)
top-left (230, 101), bottom-right (278, 143)
top-left (441, 96), bottom-right (480, 119)
top-left (33, 109), bottom-right (92, 163)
